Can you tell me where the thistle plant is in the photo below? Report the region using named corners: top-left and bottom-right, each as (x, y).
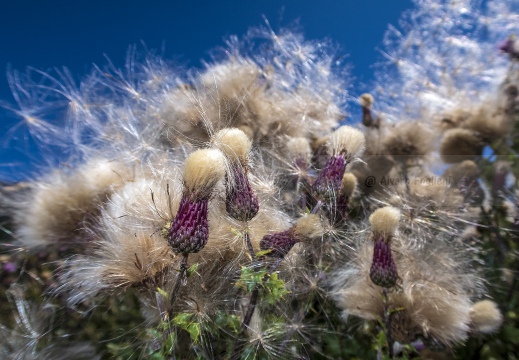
top-left (1, 1), bottom-right (519, 359)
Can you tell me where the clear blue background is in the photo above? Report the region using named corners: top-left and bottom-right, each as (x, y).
top-left (0, 0), bottom-right (413, 182)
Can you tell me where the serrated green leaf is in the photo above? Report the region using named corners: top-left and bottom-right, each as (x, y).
top-left (187, 322), bottom-right (201, 343)
top-left (262, 272), bottom-right (288, 304)
top-left (173, 312), bottom-right (192, 326)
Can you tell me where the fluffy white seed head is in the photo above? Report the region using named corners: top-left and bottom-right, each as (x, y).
top-left (443, 160), bottom-right (479, 184)
top-left (183, 148), bottom-right (226, 196)
top-left (286, 137), bottom-right (312, 163)
top-left (15, 158), bottom-right (130, 247)
top-left (470, 300), bottom-right (503, 334)
top-left (440, 128), bottom-right (484, 163)
top-left (294, 214), bottom-right (324, 240)
top-left (382, 122), bottom-right (434, 159)
top-left (328, 125), bottom-right (366, 159)
top-left (369, 206), bottom-right (400, 238)
top-left (341, 173), bottom-right (357, 198)
top-left (212, 128), bottom-right (252, 164)
top-left (359, 93), bottom-right (374, 109)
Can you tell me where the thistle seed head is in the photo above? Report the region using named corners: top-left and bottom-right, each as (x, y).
top-left (369, 206), bottom-right (400, 239)
top-left (293, 214), bottom-right (324, 239)
top-left (470, 300), bottom-right (503, 334)
top-left (328, 125), bottom-right (366, 159)
top-left (341, 173), bottom-right (357, 198)
top-left (286, 137), bottom-right (312, 170)
top-left (212, 128), bottom-right (252, 165)
top-left (183, 148), bottom-right (226, 199)
top-left (439, 128), bottom-right (484, 164)
top-left (359, 93), bottom-right (374, 109)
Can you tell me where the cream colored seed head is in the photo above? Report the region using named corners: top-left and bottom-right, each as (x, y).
top-left (212, 128), bottom-right (252, 164)
top-left (329, 125), bottom-right (366, 159)
top-left (341, 173), bottom-right (357, 198)
top-left (369, 206), bottom-right (400, 238)
top-left (440, 128), bottom-right (483, 163)
top-left (183, 148), bottom-right (226, 196)
top-left (286, 137), bottom-right (312, 162)
top-left (443, 160), bottom-right (479, 183)
top-left (294, 214), bottom-right (324, 240)
top-left (470, 300), bottom-right (503, 334)
top-left (359, 93), bottom-right (374, 109)
top-left (458, 160), bottom-right (479, 178)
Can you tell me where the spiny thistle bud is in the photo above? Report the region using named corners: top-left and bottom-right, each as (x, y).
top-left (213, 128), bottom-right (259, 222)
top-left (168, 149), bottom-right (226, 253)
top-left (368, 207), bottom-right (400, 288)
top-left (312, 126), bottom-right (365, 200)
top-left (260, 214), bottom-right (323, 258)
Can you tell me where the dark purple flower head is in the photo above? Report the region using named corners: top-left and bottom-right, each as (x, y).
top-left (260, 229), bottom-right (298, 258)
top-left (362, 106), bottom-right (375, 127)
top-left (226, 165), bottom-right (259, 222)
top-left (499, 35), bottom-right (519, 60)
top-left (369, 236), bottom-right (399, 288)
top-left (168, 194), bottom-right (209, 253)
top-left (312, 155), bottom-right (347, 200)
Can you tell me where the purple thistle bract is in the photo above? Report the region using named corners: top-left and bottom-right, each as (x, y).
top-left (226, 166), bottom-right (259, 222)
top-left (260, 229), bottom-right (298, 258)
top-left (168, 194), bottom-right (209, 253)
top-left (312, 155), bottom-right (347, 199)
top-left (369, 236), bottom-right (399, 288)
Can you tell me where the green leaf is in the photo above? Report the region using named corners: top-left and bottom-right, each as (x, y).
top-left (215, 311), bottom-right (241, 334)
top-left (173, 312), bottom-right (192, 326)
top-left (187, 322), bottom-right (201, 343)
top-left (255, 249), bottom-right (272, 257)
top-left (186, 262), bottom-right (199, 277)
top-left (236, 266), bottom-right (267, 293)
top-left (262, 272), bottom-right (288, 305)
top-left (173, 312), bottom-right (201, 343)
top-left (156, 287), bottom-right (168, 299)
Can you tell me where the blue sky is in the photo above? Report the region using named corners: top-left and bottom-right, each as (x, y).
top-left (0, 0), bottom-right (413, 182)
